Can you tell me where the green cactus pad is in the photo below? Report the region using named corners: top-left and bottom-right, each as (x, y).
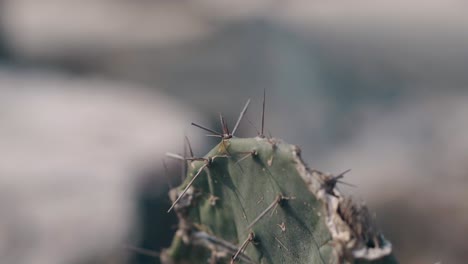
top-left (162, 137), bottom-right (397, 264)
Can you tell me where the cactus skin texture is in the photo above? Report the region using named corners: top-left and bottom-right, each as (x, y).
top-left (162, 136), bottom-right (398, 264)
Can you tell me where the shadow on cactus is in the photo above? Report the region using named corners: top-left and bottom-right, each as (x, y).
top-left (161, 93), bottom-right (398, 264)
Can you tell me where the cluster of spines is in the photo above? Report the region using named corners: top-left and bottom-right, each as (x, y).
top-left (166, 90), bottom-right (265, 213)
top-left (158, 91), bottom-right (394, 264)
top-left (163, 91), bottom-right (293, 263)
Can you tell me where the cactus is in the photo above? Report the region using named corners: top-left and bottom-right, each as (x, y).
top-left (161, 97), bottom-right (398, 264)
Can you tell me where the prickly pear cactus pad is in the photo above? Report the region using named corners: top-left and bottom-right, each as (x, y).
top-left (161, 101), bottom-right (398, 264)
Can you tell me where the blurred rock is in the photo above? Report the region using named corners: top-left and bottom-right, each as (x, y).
top-left (1, 0), bottom-right (214, 62)
top-left (3, 0), bottom-right (468, 89)
top-left (0, 69), bottom-right (199, 264)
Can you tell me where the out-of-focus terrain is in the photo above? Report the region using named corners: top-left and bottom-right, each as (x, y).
top-left (1, 1), bottom-right (468, 264)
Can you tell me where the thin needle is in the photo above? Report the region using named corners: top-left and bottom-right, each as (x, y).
top-left (191, 122), bottom-right (222, 136)
top-left (182, 135), bottom-right (188, 181)
top-left (245, 115), bottom-right (260, 135)
top-left (334, 169), bottom-right (356, 187)
top-left (219, 113), bottom-right (230, 136)
top-left (232, 99), bottom-right (251, 136)
top-left (167, 163), bottom-right (208, 212)
top-left (261, 88), bottom-right (266, 137)
top-left (206, 134), bottom-right (223, 138)
top-left (185, 157), bottom-right (207, 161)
top-left (184, 136), bottom-right (194, 158)
top-left (336, 180), bottom-right (356, 187)
top-left (231, 232), bottom-right (254, 264)
top-left (235, 153), bottom-right (253, 165)
top-left (323, 169), bottom-right (355, 196)
top-left (124, 245), bottom-right (160, 258)
top-left (274, 236), bottom-right (289, 252)
top-left (166, 152), bottom-right (185, 160)
top-left (235, 150), bottom-right (257, 165)
top-left (246, 195), bottom-right (282, 230)
top-left (336, 169), bottom-right (351, 179)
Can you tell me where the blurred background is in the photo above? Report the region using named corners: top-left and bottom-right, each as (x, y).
top-left (1, 1), bottom-right (468, 263)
